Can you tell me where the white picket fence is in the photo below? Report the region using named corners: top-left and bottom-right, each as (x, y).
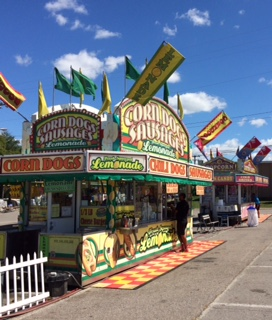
top-left (0, 251), bottom-right (50, 317)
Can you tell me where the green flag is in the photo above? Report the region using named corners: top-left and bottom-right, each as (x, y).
top-left (163, 82), bottom-right (170, 104)
top-left (125, 56), bottom-right (140, 81)
top-left (54, 68), bottom-right (81, 97)
top-left (71, 68), bottom-right (97, 100)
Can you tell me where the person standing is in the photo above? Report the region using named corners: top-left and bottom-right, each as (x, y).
top-left (251, 193), bottom-right (261, 218)
top-left (174, 192), bottom-right (190, 252)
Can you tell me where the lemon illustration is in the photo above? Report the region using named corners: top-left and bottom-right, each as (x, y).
top-left (109, 218), bottom-right (115, 229)
top-left (109, 191), bottom-right (115, 201)
top-left (137, 140), bottom-right (143, 151)
top-left (109, 205), bottom-right (115, 215)
top-left (157, 232), bottom-right (163, 248)
top-left (114, 161), bottom-right (119, 169)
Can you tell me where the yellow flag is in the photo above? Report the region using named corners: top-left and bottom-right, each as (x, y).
top-left (38, 82), bottom-right (49, 119)
top-left (98, 73), bottom-right (112, 116)
top-left (177, 94), bottom-right (184, 120)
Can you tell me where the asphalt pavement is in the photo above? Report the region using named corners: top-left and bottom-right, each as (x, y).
top-left (13, 210), bottom-right (272, 320)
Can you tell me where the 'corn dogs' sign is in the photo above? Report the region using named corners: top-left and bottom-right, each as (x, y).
top-left (121, 97), bottom-right (189, 161)
top-left (1, 153), bottom-right (84, 174)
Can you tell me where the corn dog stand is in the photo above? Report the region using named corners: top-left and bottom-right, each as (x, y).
top-left (0, 99), bottom-right (213, 287)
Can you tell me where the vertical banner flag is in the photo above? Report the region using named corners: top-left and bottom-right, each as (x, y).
top-left (196, 111), bottom-right (232, 147)
top-left (38, 82), bottom-right (49, 119)
top-left (125, 56), bottom-right (140, 81)
top-left (177, 94), bottom-right (184, 120)
top-left (216, 148), bottom-right (223, 157)
top-left (126, 41), bottom-right (185, 106)
top-left (98, 72), bottom-right (112, 116)
top-left (163, 82), bottom-right (170, 104)
top-left (194, 140), bottom-right (208, 160)
top-left (252, 146), bottom-right (271, 165)
top-left (210, 149), bottom-right (213, 160)
top-left (236, 136), bottom-right (261, 160)
top-left (0, 73), bottom-right (26, 111)
top-left (54, 68), bottom-right (81, 97)
top-left (71, 68), bottom-right (97, 100)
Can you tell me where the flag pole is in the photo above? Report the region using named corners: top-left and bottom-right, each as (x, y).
top-left (190, 135), bottom-right (197, 142)
top-left (70, 66), bottom-right (72, 106)
top-left (0, 102), bottom-right (30, 121)
top-left (177, 92), bottom-right (180, 117)
top-left (15, 110), bottom-right (30, 121)
top-left (113, 97), bottom-right (126, 115)
top-left (16, 110), bottom-right (30, 122)
top-left (52, 68), bottom-right (55, 109)
top-left (124, 56), bottom-right (127, 98)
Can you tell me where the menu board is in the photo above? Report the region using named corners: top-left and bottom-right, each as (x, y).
top-left (29, 206), bottom-right (47, 222)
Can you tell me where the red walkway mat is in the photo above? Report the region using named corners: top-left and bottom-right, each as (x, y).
top-left (92, 240), bottom-right (225, 290)
top-left (259, 214), bottom-right (271, 223)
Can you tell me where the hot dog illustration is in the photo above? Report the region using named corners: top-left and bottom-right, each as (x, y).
top-left (123, 233), bottom-right (137, 259)
top-left (82, 239), bottom-right (97, 276)
top-left (104, 234), bottom-right (119, 268)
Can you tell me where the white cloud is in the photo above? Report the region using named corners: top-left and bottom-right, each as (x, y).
top-left (104, 56), bottom-right (125, 73)
top-left (54, 13), bottom-right (68, 26)
top-left (168, 91), bottom-right (226, 115)
top-left (258, 77), bottom-right (272, 88)
top-left (234, 25), bottom-right (240, 29)
top-left (238, 117), bottom-right (247, 126)
top-left (176, 8), bottom-right (211, 26)
top-left (54, 50), bottom-right (104, 79)
top-left (45, 0), bottom-right (88, 14)
top-left (70, 19), bottom-right (84, 30)
top-left (94, 26), bottom-right (121, 39)
top-left (193, 138), bottom-right (240, 160)
top-left (14, 54), bottom-right (32, 66)
top-left (268, 80), bottom-right (272, 87)
top-left (208, 138), bottom-right (240, 156)
top-left (239, 10), bottom-right (245, 15)
top-left (163, 24), bottom-right (177, 36)
top-left (167, 71), bottom-right (181, 83)
top-left (53, 50), bottom-right (125, 79)
top-left (250, 118), bottom-right (267, 128)
top-left (220, 20), bottom-right (225, 26)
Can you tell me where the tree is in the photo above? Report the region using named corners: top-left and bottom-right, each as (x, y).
top-left (0, 131), bottom-right (21, 155)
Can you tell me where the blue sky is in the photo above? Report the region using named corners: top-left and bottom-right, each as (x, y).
top-left (1, 0), bottom-right (272, 161)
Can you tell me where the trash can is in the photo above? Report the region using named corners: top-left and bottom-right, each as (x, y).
top-left (247, 206), bottom-right (258, 227)
top-left (47, 272), bottom-right (69, 297)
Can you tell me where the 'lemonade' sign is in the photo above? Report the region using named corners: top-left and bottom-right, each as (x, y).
top-left (87, 151), bottom-right (147, 173)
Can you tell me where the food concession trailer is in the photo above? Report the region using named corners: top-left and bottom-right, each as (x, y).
top-left (0, 98), bottom-right (213, 286)
top-left (202, 156), bottom-right (269, 225)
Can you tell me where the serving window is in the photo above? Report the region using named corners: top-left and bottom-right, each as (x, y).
top-left (29, 181), bottom-right (48, 222)
top-left (81, 181), bottom-right (107, 206)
